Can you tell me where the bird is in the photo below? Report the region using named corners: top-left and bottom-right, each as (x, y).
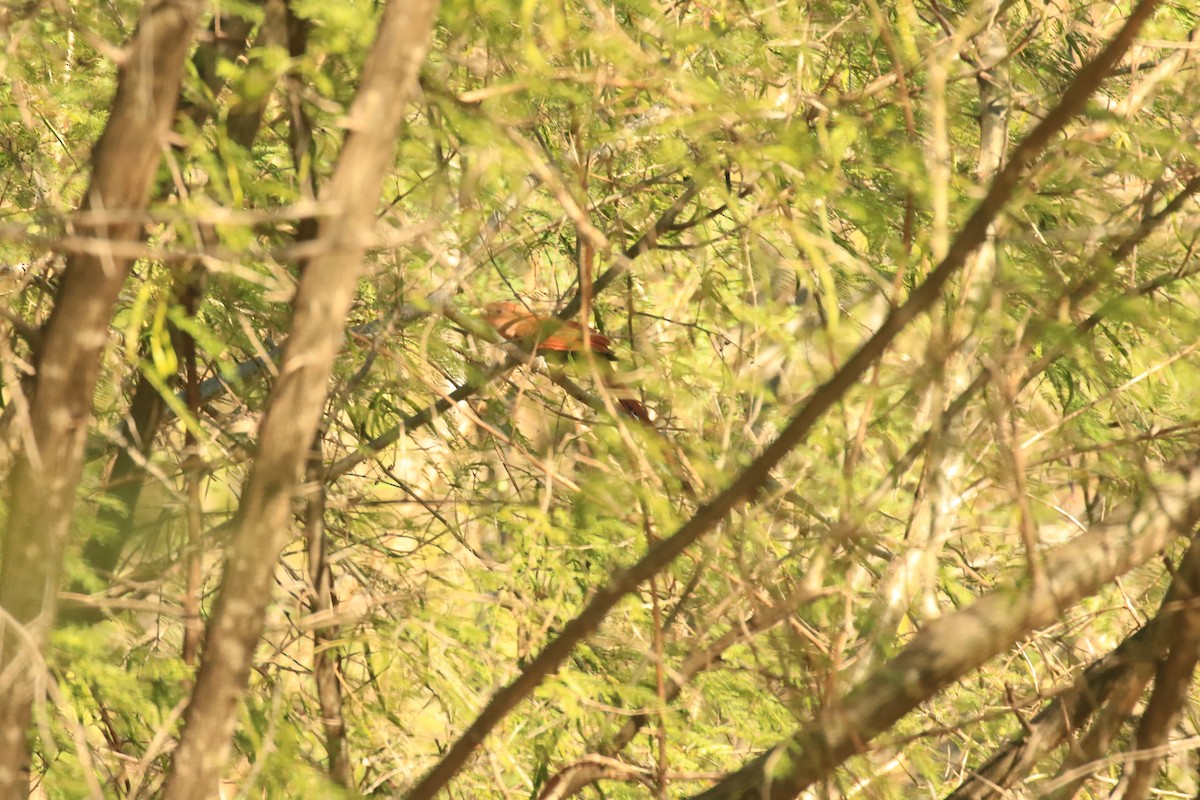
top-left (481, 301), bottom-right (652, 424)
top-left (482, 300), bottom-right (699, 496)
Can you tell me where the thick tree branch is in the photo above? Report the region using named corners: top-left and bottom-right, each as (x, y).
top-left (1120, 542), bottom-right (1200, 800)
top-left (952, 531), bottom-right (1200, 800)
top-left (0, 1), bottom-right (203, 794)
top-left (690, 465), bottom-right (1200, 800)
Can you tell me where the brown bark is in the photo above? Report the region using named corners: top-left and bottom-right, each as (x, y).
top-left (0, 1), bottom-right (202, 795)
top-left (1041, 663), bottom-right (1153, 800)
top-left (304, 437), bottom-right (355, 790)
top-left (950, 635), bottom-right (1154, 800)
top-left (288, 4), bottom-right (354, 785)
top-left (181, 264), bottom-right (207, 667)
top-left (158, 1), bottom-right (440, 797)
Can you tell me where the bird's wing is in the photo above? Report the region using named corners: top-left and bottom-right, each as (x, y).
top-left (484, 303), bottom-right (615, 358)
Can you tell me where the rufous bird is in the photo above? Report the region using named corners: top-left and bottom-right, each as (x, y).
top-left (481, 301), bottom-right (652, 425)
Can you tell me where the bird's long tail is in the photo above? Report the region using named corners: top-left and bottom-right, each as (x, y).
top-left (598, 372), bottom-right (696, 496)
top-left (595, 368), bottom-right (652, 426)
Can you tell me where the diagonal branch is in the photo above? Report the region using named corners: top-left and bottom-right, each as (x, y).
top-left (690, 463), bottom-right (1200, 800)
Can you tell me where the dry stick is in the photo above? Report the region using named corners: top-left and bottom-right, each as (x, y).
top-left (279, 5), bottom-right (356, 786)
top-left (539, 757), bottom-right (654, 800)
top-left (269, 7), bottom-right (360, 787)
top-left (181, 280), bottom-right (205, 666)
top-left (402, 3), bottom-right (1161, 797)
top-left (303, 437), bottom-right (355, 788)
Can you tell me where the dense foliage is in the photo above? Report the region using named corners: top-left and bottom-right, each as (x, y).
top-left (2, 0), bottom-right (1200, 798)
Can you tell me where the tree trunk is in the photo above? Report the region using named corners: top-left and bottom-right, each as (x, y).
top-left (159, 1), bottom-right (441, 797)
top-left (0, 1), bottom-right (202, 795)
